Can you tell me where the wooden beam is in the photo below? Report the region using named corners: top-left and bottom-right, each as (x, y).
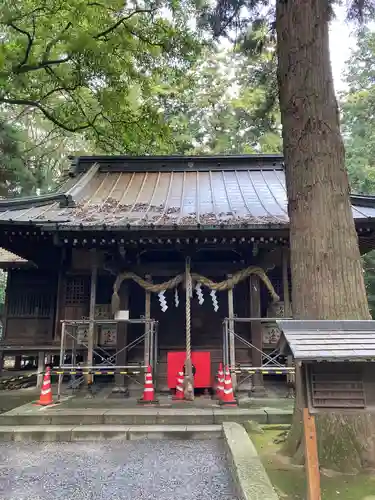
top-left (37, 351), bottom-right (45, 388)
top-left (144, 275), bottom-right (151, 367)
top-left (87, 249), bottom-right (98, 385)
top-left (282, 247), bottom-right (291, 317)
top-left (1, 271), bottom-right (10, 344)
top-left (249, 274), bottom-right (265, 393)
top-left (227, 275), bottom-right (236, 389)
top-left (303, 408), bottom-right (321, 500)
top-left (115, 282), bottom-right (129, 387)
top-left (53, 250), bottom-right (66, 341)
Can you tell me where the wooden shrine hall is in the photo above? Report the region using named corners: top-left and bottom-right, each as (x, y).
top-left (1, 154), bottom-right (375, 394)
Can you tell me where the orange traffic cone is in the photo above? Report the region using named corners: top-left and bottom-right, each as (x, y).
top-left (220, 365), bottom-right (237, 406)
top-left (216, 363), bottom-right (224, 401)
top-left (35, 366), bottom-right (53, 406)
top-left (138, 365), bottom-right (159, 405)
top-left (173, 369), bottom-right (184, 400)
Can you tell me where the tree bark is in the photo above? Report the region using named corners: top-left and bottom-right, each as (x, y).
top-left (276, 0), bottom-right (372, 471)
top-left (276, 0), bottom-right (370, 321)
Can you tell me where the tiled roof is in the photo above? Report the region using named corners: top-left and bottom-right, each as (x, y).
top-left (277, 320), bottom-right (375, 361)
top-left (0, 155), bottom-right (375, 230)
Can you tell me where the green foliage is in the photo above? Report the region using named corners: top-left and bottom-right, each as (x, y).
top-left (341, 29), bottom-right (375, 194)
top-left (164, 49), bottom-right (281, 154)
top-left (0, 110), bottom-right (86, 196)
top-left (0, 119), bottom-right (35, 197)
top-left (0, 0), bottom-right (202, 152)
top-left (341, 28), bottom-right (375, 317)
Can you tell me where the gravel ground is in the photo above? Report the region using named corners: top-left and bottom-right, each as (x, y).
top-left (0, 440), bottom-right (239, 500)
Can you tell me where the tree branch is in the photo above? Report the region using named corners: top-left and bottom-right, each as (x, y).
top-left (8, 22), bottom-right (34, 68)
top-left (13, 56), bottom-right (72, 74)
top-left (125, 27), bottom-right (166, 48)
top-left (3, 3), bottom-right (49, 24)
top-left (42, 22), bottom-right (72, 63)
top-left (43, 66), bottom-right (98, 134)
top-left (0, 96), bottom-right (99, 133)
top-left (93, 9), bottom-right (154, 40)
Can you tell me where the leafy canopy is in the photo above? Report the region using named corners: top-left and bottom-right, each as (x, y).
top-left (162, 48), bottom-right (281, 154)
top-left (0, 0), bottom-right (202, 153)
top-left (341, 28), bottom-right (375, 194)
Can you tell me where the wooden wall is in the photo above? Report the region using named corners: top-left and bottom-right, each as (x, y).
top-left (363, 365), bottom-right (375, 406)
top-left (2, 247), bottom-right (286, 365)
top-left (4, 269), bottom-right (57, 345)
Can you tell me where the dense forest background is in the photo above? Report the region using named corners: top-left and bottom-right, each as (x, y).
top-left (1, 6), bottom-right (375, 313)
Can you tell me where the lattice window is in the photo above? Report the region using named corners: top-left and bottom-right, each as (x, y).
top-left (270, 275), bottom-right (292, 302)
top-left (8, 291), bottom-right (52, 318)
top-left (65, 276), bottom-right (89, 306)
top-left (310, 366), bottom-right (365, 409)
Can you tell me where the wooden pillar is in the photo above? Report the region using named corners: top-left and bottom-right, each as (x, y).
top-left (53, 265), bottom-right (65, 341)
top-left (115, 282), bottom-right (129, 387)
top-left (37, 351), bottom-right (45, 388)
top-left (0, 351), bottom-right (4, 378)
top-left (249, 274), bottom-right (265, 394)
top-left (282, 247), bottom-right (291, 317)
top-left (14, 355), bottom-right (22, 370)
top-left (227, 275), bottom-right (237, 389)
top-left (144, 275), bottom-right (151, 367)
top-left (87, 249), bottom-right (98, 385)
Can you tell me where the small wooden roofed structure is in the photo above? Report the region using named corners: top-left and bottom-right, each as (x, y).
top-left (277, 319), bottom-right (375, 362)
top-left (277, 320), bottom-right (375, 410)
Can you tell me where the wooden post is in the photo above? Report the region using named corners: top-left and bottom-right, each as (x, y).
top-left (0, 351), bottom-right (4, 378)
top-left (87, 249), bottom-right (98, 385)
top-left (37, 351), bottom-right (45, 388)
top-left (53, 265), bottom-right (65, 342)
top-left (282, 247), bottom-right (291, 317)
top-left (14, 355), bottom-right (22, 370)
top-left (303, 408), bottom-right (321, 500)
top-left (227, 275), bottom-right (237, 389)
top-left (2, 271), bottom-right (10, 345)
top-left (144, 275), bottom-right (151, 367)
top-left (115, 282), bottom-right (129, 388)
top-left (249, 274), bottom-right (265, 394)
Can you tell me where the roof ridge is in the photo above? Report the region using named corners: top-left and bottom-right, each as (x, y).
top-left (71, 154), bottom-right (285, 174)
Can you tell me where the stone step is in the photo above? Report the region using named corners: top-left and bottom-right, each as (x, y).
top-left (0, 424), bottom-right (223, 442)
top-left (0, 406), bottom-right (292, 426)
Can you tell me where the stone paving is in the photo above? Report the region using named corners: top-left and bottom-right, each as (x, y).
top-left (0, 440), bottom-right (239, 500)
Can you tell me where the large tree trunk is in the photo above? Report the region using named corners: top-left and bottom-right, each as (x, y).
top-left (276, 0), bottom-right (373, 471)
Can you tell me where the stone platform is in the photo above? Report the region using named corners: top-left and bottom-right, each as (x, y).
top-left (0, 424), bottom-right (223, 442)
top-left (0, 393), bottom-right (293, 441)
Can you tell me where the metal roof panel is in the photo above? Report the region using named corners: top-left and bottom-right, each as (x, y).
top-left (277, 319), bottom-right (375, 361)
top-left (0, 156), bottom-right (375, 229)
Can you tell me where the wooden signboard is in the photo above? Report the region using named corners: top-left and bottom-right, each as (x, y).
top-left (99, 324), bottom-right (117, 346)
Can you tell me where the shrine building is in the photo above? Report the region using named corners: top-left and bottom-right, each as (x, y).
top-left (1, 154), bottom-right (375, 394)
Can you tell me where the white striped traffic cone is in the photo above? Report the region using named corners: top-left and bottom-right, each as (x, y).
top-left (173, 369), bottom-right (184, 400)
top-left (216, 362), bottom-right (224, 400)
top-left (138, 365), bottom-right (158, 404)
top-left (35, 366), bottom-right (53, 406)
top-left (220, 365), bottom-right (237, 406)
